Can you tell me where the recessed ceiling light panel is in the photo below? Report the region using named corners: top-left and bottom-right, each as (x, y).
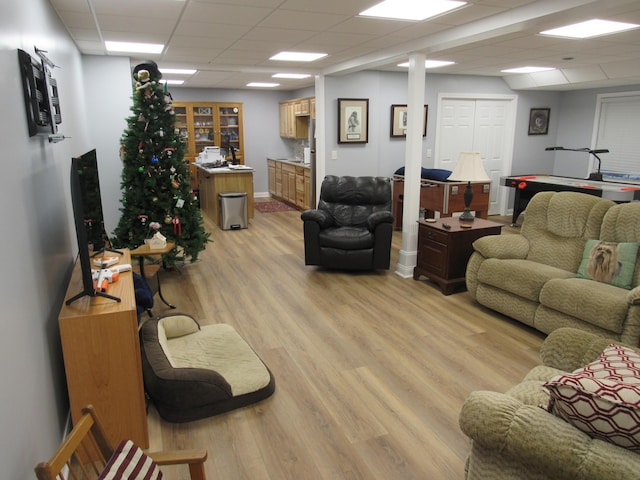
top-left (270, 52), bottom-right (327, 62)
top-left (501, 66), bottom-right (555, 74)
top-left (160, 68), bottom-right (197, 75)
top-left (360, 0), bottom-right (466, 21)
top-left (272, 73), bottom-right (312, 79)
top-left (247, 82), bottom-right (280, 88)
top-left (105, 41), bottom-right (164, 54)
top-left (540, 19), bottom-right (640, 39)
top-left (160, 79), bottom-right (184, 85)
top-left (397, 60), bottom-right (455, 68)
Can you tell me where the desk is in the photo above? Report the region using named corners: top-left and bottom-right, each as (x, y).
top-left (502, 175), bottom-right (640, 226)
top-left (130, 241), bottom-right (176, 310)
top-left (393, 175), bottom-right (491, 229)
top-left (197, 165), bottom-right (254, 227)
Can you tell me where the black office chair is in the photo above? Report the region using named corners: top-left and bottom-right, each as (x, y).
top-left (301, 175), bottom-right (394, 270)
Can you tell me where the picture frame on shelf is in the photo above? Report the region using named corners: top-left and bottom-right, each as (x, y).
top-left (390, 104), bottom-right (428, 137)
top-left (197, 106), bottom-right (212, 115)
top-left (528, 108), bottom-right (550, 135)
top-left (338, 98), bottom-right (369, 144)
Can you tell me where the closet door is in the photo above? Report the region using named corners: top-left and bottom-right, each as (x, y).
top-left (436, 96), bottom-right (515, 215)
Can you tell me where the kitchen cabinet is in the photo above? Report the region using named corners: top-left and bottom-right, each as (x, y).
top-left (172, 102), bottom-right (244, 187)
top-left (267, 158), bottom-right (311, 210)
top-left (279, 96), bottom-right (314, 139)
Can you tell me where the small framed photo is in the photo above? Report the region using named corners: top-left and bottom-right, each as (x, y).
top-left (338, 98), bottom-right (369, 144)
top-left (197, 106), bottom-right (212, 115)
top-left (528, 108), bottom-right (550, 135)
top-left (390, 104), bottom-right (428, 137)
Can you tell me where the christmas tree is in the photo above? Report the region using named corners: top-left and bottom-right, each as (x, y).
top-left (112, 60), bottom-right (209, 265)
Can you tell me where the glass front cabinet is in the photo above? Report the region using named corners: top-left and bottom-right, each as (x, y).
top-left (172, 102), bottom-right (244, 187)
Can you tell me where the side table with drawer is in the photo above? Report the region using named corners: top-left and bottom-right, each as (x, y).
top-left (414, 217), bottom-right (503, 295)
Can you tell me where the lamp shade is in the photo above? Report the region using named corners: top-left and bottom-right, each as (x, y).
top-left (448, 152), bottom-right (490, 182)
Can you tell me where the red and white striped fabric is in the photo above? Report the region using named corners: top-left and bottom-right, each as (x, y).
top-left (544, 343), bottom-right (640, 451)
top-left (98, 440), bottom-right (163, 480)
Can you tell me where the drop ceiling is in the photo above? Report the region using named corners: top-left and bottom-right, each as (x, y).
top-left (50, 0), bottom-right (640, 91)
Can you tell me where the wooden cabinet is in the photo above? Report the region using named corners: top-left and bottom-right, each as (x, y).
top-left (58, 250), bottom-right (148, 448)
top-left (172, 102), bottom-right (244, 186)
top-left (279, 97), bottom-right (314, 139)
top-left (414, 218), bottom-right (502, 295)
top-left (267, 158), bottom-right (311, 210)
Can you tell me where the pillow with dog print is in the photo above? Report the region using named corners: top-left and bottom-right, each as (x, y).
top-left (576, 240), bottom-right (640, 289)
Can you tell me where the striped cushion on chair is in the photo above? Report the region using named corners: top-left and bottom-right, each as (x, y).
top-left (98, 440), bottom-right (162, 480)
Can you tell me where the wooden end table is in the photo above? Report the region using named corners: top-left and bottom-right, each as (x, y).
top-left (130, 241), bottom-right (177, 309)
top-left (414, 217), bottom-right (503, 295)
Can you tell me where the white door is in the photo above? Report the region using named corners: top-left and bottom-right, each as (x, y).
top-left (435, 95), bottom-right (517, 215)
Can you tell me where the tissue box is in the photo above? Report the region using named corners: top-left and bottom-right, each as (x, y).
top-left (145, 232), bottom-right (167, 250)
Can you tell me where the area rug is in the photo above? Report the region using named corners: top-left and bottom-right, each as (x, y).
top-left (254, 201), bottom-right (298, 213)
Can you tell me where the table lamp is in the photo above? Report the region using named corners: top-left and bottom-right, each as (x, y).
top-left (448, 152), bottom-right (490, 222)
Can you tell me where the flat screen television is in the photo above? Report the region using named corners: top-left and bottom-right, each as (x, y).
top-left (66, 149), bottom-right (120, 305)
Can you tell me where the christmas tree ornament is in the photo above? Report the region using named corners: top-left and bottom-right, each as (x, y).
top-left (138, 166), bottom-right (145, 173)
top-left (173, 216), bottom-right (182, 235)
top-left (164, 215), bottom-right (172, 224)
top-left (152, 196), bottom-right (158, 202)
top-left (151, 155), bottom-right (159, 164)
top-left (138, 214), bottom-right (149, 226)
top-left (171, 179), bottom-right (180, 189)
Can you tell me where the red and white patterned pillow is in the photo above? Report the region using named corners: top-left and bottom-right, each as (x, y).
top-left (544, 343), bottom-right (640, 451)
top-left (98, 440), bottom-right (163, 480)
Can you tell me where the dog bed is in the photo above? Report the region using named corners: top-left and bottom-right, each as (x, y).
top-left (140, 314), bottom-right (275, 422)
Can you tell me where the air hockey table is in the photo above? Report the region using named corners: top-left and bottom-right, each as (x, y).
top-left (502, 174), bottom-right (640, 226)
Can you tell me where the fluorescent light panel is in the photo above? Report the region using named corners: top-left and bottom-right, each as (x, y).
top-left (270, 51), bottom-right (327, 62)
top-left (273, 73), bottom-right (311, 79)
top-left (501, 66), bottom-right (555, 73)
top-left (397, 60), bottom-right (455, 68)
top-left (247, 82), bottom-right (280, 88)
top-left (540, 19), bottom-right (640, 39)
top-left (160, 68), bottom-right (197, 75)
top-left (360, 0), bottom-right (466, 21)
top-left (105, 41), bottom-right (164, 54)
top-left (160, 79), bottom-right (184, 85)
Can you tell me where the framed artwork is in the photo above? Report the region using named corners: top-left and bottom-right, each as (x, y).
top-left (390, 104), bottom-right (428, 137)
top-left (528, 108), bottom-right (550, 135)
top-left (338, 98), bottom-right (369, 144)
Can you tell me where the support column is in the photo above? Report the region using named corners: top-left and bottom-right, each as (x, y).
top-left (395, 53), bottom-right (426, 278)
top-left (313, 75), bottom-right (325, 207)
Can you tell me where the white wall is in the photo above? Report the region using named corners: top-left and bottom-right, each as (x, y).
top-left (0, 0), bottom-right (91, 477)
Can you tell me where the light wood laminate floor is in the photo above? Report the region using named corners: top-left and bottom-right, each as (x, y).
top-left (145, 209), bottom-right (543, 480)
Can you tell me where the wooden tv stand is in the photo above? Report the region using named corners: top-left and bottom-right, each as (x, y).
top-left (58, 249), bottom-right (148, 447)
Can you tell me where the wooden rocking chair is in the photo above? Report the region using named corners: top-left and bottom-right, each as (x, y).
top-left (34, 405), bottom-right (207, 480)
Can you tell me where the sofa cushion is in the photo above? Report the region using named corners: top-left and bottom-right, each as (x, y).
top-left (319, 226), bottom-right (374, 250)
top-left (544, 343), bottom-right (640, 452)
top-left (576, 240), bottom-right (640, 289)
top-left (540, 278), bottom-right (630, 334)
top-left (98, 440), bottom-right (162, 480)
top-left (477, 258), bottom-right (574, 302)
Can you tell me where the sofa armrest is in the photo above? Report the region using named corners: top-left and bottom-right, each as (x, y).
top-left (472, 234), bottom-right (530, 259)
top-left (367, 211), bottom-right (394, 231)
top-left (627, 286), bottom-right (640, 304)
top-left (459, 390), bottom-right (640, 480)
top-left (540, 327), bottom-right (630, 371)
top-left (301, 209), bottom-right (334, 228)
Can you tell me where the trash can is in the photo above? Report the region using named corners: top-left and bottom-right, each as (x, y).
top-left (219, 192), bottom-right (248, 230)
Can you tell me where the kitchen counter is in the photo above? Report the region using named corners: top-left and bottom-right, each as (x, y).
top-left (267, 157), bottom-right (311, 168)
top-left (196, 164), bottom-right (254, 227)
top-left (267, 158), bottom-right (311, 210)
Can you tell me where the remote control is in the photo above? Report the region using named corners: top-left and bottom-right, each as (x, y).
top-left (442, 223), bottom-right (452, 229)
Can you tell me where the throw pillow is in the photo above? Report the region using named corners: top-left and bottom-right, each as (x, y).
top-left (576, 239), bottom-right (639, 289)
top-left (544, 343), bottom-right (640, 452)
top-left (98, 439), bottom-right (163, 480)
top-left (393, 167), bottom-right (452, 181)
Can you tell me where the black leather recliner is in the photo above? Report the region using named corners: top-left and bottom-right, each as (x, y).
top-left (301, 175), bottom-right (394, 270)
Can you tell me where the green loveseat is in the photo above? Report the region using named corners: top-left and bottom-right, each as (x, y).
top-left (466, 191), bottom-right (640, 345)
top-left (459, 327), bottom-right (640, 479)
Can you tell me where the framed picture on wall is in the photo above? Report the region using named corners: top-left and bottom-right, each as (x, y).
top-left (338, 98), bottom-right (369, 144)
top-left (528, 108), bottom-right (550, 135)
top-left (390, 104), bottom-right (428, 137)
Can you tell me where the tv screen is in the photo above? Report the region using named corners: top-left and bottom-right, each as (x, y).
top-left (66, 149), bottom-right (119, 305)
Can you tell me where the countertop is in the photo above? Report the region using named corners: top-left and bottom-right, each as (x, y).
top-left (267, 157), bottom-right (311, 168)
top-left (196, 163), bottom-right (254, 174)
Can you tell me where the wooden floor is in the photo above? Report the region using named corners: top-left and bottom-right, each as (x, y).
top-left (145, 208), bottom-right (543, 480)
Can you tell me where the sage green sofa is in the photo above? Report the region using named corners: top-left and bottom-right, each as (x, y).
top-left (459, 327), bottom-right (640, 479)
top-left (466, 190), bottom-right (640, 345)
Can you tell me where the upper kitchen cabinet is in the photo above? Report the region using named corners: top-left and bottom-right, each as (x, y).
top-left (279, 96), bottom-right (314, 139)
top-left (172, 102), bottom-right (244, 186)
